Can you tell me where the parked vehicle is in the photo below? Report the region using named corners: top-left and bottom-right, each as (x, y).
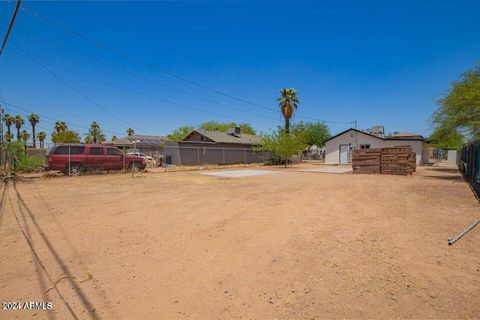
top-left (127, 151), bottom-right (157, 168)
top-left (45, 144), bottom-right (146, 176)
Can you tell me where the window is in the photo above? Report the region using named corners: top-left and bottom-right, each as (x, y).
top-left (53, 146), bottom-right (85, 155)
top-left (89, 147), bottom-right (104, 155)
top-left (360, 144), bottom-right (370, 149)
top-left (107, 148), bottom-right (123, 156)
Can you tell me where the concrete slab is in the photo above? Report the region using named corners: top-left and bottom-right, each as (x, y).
top-left (201, 169), bottom-right (278, 178)
top-left (300, 167), bottom-right (352, 174)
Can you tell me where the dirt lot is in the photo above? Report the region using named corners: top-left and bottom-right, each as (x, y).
top-left (1, 165), bottom-right (479, 319)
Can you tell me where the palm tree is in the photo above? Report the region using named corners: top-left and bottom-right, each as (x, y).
top-left (127, 128), bottom-right (134, 136)
top-left (13, 115), bottom-right (24, 141)
top-left (112, 135), bottom-right (118, 141)
top-left (3, 113), bottom-right (13, 142)
top-left (21, 129), bottom-right (30, 149)
top-left (37, 131), bottom-right (47, 148)
top-left (85, 121), bottom-right (106, 144)
top-left (28, 113), bottom-right (40, 148)
top-left (5, 132), bottom-right (14, 143)
top-left (277, 88), bottom-right (300, 133)
top-left (54, 121), bottom-right (67, 133)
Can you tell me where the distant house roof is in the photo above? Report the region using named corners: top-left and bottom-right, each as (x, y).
top-left (388, 132), bottom-right (425, 140)
top-left (325, 128), bottom-right (426, 143)
top-left (108, 135), bottom-right (165, 146)
top-left (182, 129), bottom-right (261, 145)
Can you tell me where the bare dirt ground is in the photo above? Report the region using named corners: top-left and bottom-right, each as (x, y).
top-left (1, 165), bottom-right (479, 319)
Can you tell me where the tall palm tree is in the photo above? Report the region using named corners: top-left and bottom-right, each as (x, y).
top-left (277, 88), bottom-right (300, 133)
top-left (3, 113), bottom-right (13, 142)
top-left (85, 121), bottom-right (105, 144)
top-left (13, 115), bottom-right (24, 141)
top-left (54, 121), bottom-right (67, 133)
top-left (28, 113), bottom-right (40, 148)
top-left (37, 131), bottom-right (47, 148)
top-left (127, 128), bottom-right (134, 136)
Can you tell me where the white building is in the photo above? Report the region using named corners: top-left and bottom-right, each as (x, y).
top-left (325, 128), bottom-right (428, 165)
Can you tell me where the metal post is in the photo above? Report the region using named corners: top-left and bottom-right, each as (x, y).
top-left (244, 149), bottom-right (247, 166)
top-left (448, 219), bottom-right (480, 245)
top-left (223, 148), bottom-right (225, 165)
top-left (132, 140), bottom-right (136, 178)
top-left (197, 148), bottom-right (200, 167)
top-left (68, 145), bottom-right (71, 177)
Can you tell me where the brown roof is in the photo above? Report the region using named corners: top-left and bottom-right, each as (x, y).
top-left (184, 129), bottom-right (261, 145)
top-left (108, 135), bottom-right (165, 146)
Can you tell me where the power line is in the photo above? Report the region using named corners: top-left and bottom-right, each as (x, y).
top-left (11, 40), bottom-right (147, 134)
top-left (0, 0), bottom-right (21, 56)
top-left (10, 43), bottom-right (277, 128)
top-left (6, 24), bottom-right (280, 124)
top-left (13, 6), bottom-right (352, 125)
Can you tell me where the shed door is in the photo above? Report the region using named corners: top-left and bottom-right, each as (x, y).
top-left (339, 144), bottom-right (349, 164)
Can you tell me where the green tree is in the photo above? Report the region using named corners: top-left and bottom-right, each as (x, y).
top-left (28, 113), bottom-right (40, 148)
top-left (13, 115), bottom-right (24, 141)
top-left (429, 128), bottom-right (464, 149)
top-left (3, 113), bottom-right (13, 141)
top-left (126, 128), bottom-right (134, 136)
top-left (21, 129), bottom-right (30, 150)
top-left (37, 131), bottom-right (47, 148)
top-left (112, 135), bottom-right (118, 141)
top-left (167, 126), bottom-right (195, 141)
top-left (431, 64), bottom-right (480, 142)
top-left (85, 121), bottom-right (106, 144)
top-left (292, 121), bottom-right (331, 148)
top-left (51, 130), bottom-right (81, 144)
top-left (277, 88), bottom-right (300, 133)
top-left (54, 121), bottom-right (68, 133)
top-left (255, 129), bottom-right (306, 168)
top-left (198, 121), bottom-right (256, 135)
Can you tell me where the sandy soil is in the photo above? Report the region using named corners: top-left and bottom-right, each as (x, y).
top-left (0, 165), bottom-right (479, 319)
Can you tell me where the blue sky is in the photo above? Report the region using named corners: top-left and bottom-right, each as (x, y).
top-left (0, 0), bottom-right (479, 140)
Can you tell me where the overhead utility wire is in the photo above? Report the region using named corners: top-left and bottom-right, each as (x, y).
top-left (0, 0), bottom-right (21, 56)
top-left (23, 57), bottom-right (277, 127)
top-left (10, 43), bottom-right (276, 127)
top-left (15, 6), bottom-right (352, 125)
top-left (7, 25), bottom-right (280, 124)
top-left (11, 41), bottom-right (147, 134)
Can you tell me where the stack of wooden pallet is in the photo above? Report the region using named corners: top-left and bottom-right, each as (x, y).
top-left (352, 149), bottom-right (381, 174)
top-left (352, 147), bottom-right (416, 175)
top-left (380, 147), bottom-right (416, 175)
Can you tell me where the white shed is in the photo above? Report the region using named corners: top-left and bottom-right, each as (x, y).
top-left (325, 128), bottom-right (428, 165)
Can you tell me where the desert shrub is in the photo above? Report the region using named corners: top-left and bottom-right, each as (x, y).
top-left (15, 155), bottom-right (44, 173)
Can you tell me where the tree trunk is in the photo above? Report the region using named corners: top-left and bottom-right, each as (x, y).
top-left (32, 125), bottom-right (36, 148)
top-left (6, 125), bottom-right (11, 142)
top-left (284, 117), bottom-right (290, 133)
top-left (16, 127), bottom-right (20, 141)
top-left (40, 140), bottom-right (44, 148)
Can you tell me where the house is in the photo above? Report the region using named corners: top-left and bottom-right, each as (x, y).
top-left (178, 127), bottom-right (266, 165)
top-left (325, 128), bottom-right (428, 165)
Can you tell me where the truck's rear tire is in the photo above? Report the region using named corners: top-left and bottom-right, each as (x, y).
top-left (64, 163), bottom-right (82, 176)
top-left (128, 162), bottom-right (142, 172)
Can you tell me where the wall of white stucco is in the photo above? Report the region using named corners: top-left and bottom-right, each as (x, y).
top-left (325, 130), bottom-right (426, 165)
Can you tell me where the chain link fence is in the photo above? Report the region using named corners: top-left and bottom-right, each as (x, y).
top-left (460, 140), bottom-right (480, 199)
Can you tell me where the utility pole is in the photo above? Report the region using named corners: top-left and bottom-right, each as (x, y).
top-left (0, 0), bottom-right (22, 56)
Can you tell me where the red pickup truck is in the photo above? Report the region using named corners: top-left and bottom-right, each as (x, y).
top-left (45, 144), bottom-right (146, 176)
